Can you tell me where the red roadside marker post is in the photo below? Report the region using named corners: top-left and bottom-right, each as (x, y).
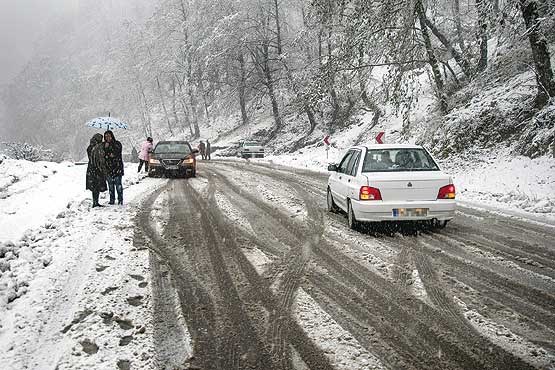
top-left (324, 135), bottom-right (330, 159)
top-left (375, 131), bottom-right (385, 144)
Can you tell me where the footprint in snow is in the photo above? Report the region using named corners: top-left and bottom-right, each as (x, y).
top-left (80, 339), bottom-right (99, 355)
top-left (129, 274), bottom-right (144, 281)
top-left (126, 295), bottom-right (144, 307)
top-left (115, 318), bottom-right (134, 330)
top-left (101, 286), bottom-right (118, 295)
top-left (117, 360), bottom-right (131, 370)
top-left (119, 335), bottom-right (134, 346)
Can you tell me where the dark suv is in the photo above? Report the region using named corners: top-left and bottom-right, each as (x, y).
top-left (148, 141), bottom-right (198, 178)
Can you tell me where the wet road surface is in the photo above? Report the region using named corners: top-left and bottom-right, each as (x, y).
top-left (135, 160), bottom-right (555, 370)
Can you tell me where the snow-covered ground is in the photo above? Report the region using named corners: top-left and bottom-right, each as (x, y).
top-left (1, 135), bottom-right (553, 368)
top-left (0, 159), bottom-right (166, 369)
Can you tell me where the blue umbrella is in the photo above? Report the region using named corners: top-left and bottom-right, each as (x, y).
top-left (86, 116), bottom-right (129, 130)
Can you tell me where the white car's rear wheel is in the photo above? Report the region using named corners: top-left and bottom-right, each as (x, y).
top-left (327, 188), bottom-right (338, 213)
top-left (347, 200), bottom-right (360, 230)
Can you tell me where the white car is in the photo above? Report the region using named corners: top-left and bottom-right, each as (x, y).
top-left (326, 144), bottom-right (456, 230)
top-left (239, 141), bottom-right (265, 158)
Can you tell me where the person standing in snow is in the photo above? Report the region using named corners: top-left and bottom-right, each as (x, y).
top-left (206, 139), bottom-right (211, 160)
top-left (86, 133), bottom-right (108, 208)
top-left (104, 130), bottom-right (124, 205)
top-left (138, 137), bottom-right (153, 173)
top-left (198, 140), bottom-right (206, 160)
top-left (131, 146), bottom-right (139, 163)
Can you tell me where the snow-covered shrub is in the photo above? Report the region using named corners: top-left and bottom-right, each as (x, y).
top-left (427, 105), bottom-right (520, 159)
top-left (1, 142), bottom-right (58, 162)
top-left (0, 233), bottom-right (54, 309)
top-left (515, 102), bottom-right (555, 158)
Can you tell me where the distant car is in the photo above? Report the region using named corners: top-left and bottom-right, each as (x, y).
top-left (148, 141), bottom-right (198, 178)
top-left (326, 144), bottom-right (456, 230)
top-left (239, 141), bottom-right (264, 158)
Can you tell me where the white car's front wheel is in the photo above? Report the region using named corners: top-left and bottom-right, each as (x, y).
top-left (327, 188), bottom-right (338, 213)
top-left (347, 200), bottom-right (360, 230)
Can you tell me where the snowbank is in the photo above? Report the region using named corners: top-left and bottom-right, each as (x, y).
top-left (0, 160), bottom-right (165, 369)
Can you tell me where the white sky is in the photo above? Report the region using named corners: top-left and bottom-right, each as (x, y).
top-left (0, 0), bottom-right (77, 85)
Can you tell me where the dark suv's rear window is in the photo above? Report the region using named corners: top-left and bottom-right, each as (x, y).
top-left (155, 143), bottom-right (191, 154)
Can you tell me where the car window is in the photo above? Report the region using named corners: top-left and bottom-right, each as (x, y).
top-left (361, 148), bottom-right (440, 172)
top-left (155, 143), bottom-right (191, 154)
top-left (338, 151), bottom-right (354, 174)
top-left (347, 151), bottom-right (361, 176)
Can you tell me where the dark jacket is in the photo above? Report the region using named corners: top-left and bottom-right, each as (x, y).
top-left (86, 133), bottom-right (108, 192)
top-left (104, 130), bottom-right (124, 177)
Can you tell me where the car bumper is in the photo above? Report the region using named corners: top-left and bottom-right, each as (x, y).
top-left (149, 164), bottom-right (195, 176)
top-left (241, 151), bottom-right (264, 158)
top-left (351, 199), bottom-right (456, 222)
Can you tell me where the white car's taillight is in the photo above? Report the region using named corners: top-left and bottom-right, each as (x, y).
top-left (360, 186), bottom-right (382, 201)
top-left (438, 184), bottom-right (456, 199)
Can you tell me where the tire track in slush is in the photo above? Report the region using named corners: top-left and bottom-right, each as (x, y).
top-left (202, 169), bottom-right (334, 370)
top-left (135, 184), bottom-right (219, 370)
top-left (418, 232), bottom-right (555, 330)
top-left (211, 161), bottom-right (537, 369)
top-left (208, 165), bottom-right (473, 368)
top-left (175, 179), bottom-right (276, 370)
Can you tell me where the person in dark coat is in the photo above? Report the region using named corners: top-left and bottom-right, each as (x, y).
top-left (131, 146), bottom-right (139, 163)
top-left (198, 141), bottom-right (206, 160)
top-left (104, 130), bottom-right (124, 205)
top-left (86, 133), bottom-right (108, 208)
top-left (206, 139), bottom-right (211, 160)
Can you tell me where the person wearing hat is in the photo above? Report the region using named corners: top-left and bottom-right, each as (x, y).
top-left (138, 137), bottom-right (154, 173)
top-left (104, 130), bottom-right (124, 205)
top-left (86, 133), bottom-right (108, 208)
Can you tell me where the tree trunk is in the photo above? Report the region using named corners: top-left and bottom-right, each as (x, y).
top-left (358, 46), bottom-right (382, 129)
top-left (273, 0), bottom-right (282, 55)
top-left (520, 0), bottom-right (555, 107)
top-left (264, 51), bottom-right (282, 139)
top-left (476, 0), bottom-right (489, 73)
top-left (453, 0), bottom-right (467, 56)
top-left (197, 68), bottom-right (210, 120)
top-left (237, 52), bottom-right (249, 126)
top-left (327, 28), bottom-right (341, 127)
top-left (175, 76), bottom-right (194, 136)
top-left (135, 78), bottom-right (152, 136)
top-left (415, 0), bottom-right (448, 113)
top-left (171, 78), bottom-right (180, 129)
top-left (155, 76), bottom-right (174, 135)
top-left (425, 18), bottom-right (473, 79)
top-left (186, 65), bottom-right (200, 139)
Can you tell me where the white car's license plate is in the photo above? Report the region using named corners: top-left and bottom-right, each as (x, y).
top-left (392, 208), bottom-right (428, 217)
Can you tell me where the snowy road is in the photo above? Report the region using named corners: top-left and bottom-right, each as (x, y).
top-left (134, 160), bottom-right (555, 370)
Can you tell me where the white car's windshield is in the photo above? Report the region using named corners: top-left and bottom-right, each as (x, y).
top-left (362, 148), bottom-right (440, 172)
top-left (244, 142), bottom-right (261, 147)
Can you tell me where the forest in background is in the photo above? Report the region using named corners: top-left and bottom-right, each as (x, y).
top-left (0, 0), bottom-right (554, 160)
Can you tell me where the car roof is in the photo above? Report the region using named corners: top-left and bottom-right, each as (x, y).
top-left (353, 144), bottom-right (424, 150)
top-left (156, 141), bottom-right (191, 145)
